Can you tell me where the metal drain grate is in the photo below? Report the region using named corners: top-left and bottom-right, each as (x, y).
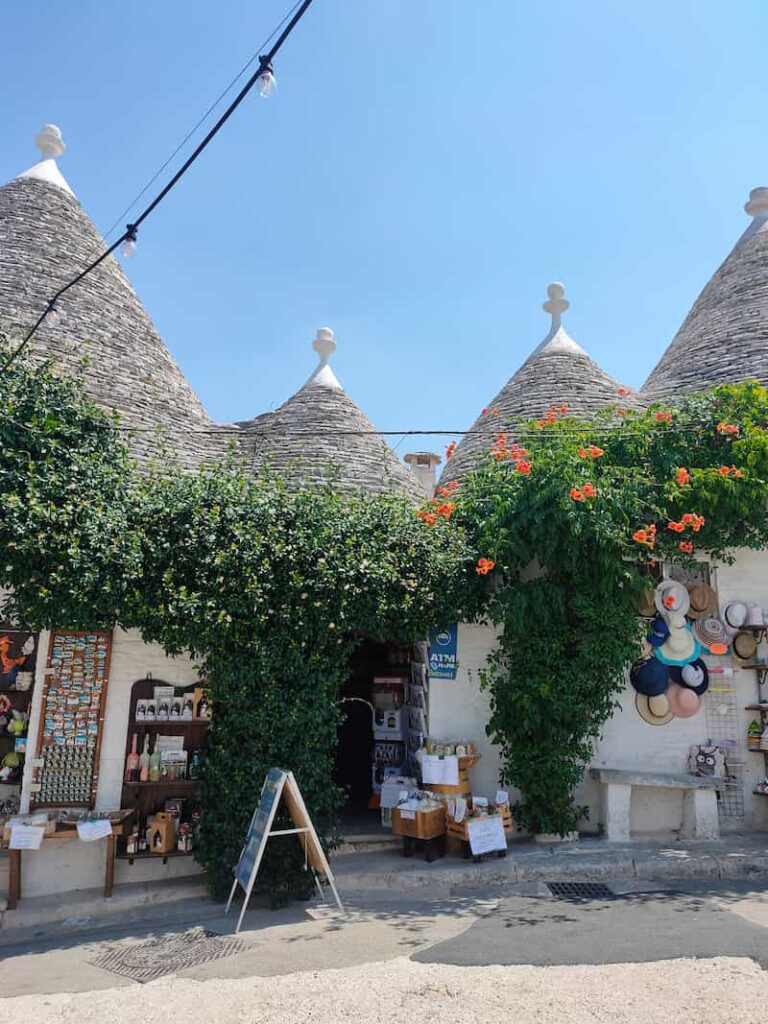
top-left (547, 881), bottom-right (615, 901)
top-left (89, 927), bottom-right (245, 983)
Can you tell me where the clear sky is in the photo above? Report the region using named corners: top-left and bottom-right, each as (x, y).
top-left (1, 1), bottom-right (766, 452)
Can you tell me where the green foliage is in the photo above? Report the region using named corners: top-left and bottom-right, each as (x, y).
top-left (452, 383), bottom-right (768, 835)
top-left (0, 344), bottom-right (138, 629)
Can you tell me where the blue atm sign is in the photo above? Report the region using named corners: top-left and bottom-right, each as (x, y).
top-left (428, 624), bottom-right (458, 680)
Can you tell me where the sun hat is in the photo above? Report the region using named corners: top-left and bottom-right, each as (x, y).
top-left (647, 616), bottom-right (670, 648)
top-left (654, 580), bottom-right (690, 617)
top-left (635, 692), bottom-right (673, 726)
top-left (666, 682), bottom-right (701, 718)
top-left (685, 582), bottom-right (718, 620)
top-left (654, 623), bottom-right (700, 666)
top-left (732, 630), bottom-right (758, 661)
top-left (693, 617), bottom-right (730, 655)
top-left (636, 586), bottom-right (657, 618)
top-left (722, 601), bottom-right (749, 634)
top-left (670, 657), bottom-right (709, 696)
top-left (629, 657), bottom-right (669, 697)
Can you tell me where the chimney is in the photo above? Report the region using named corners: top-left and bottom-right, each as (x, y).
top-left (404, 452), bottom-right (441, 497)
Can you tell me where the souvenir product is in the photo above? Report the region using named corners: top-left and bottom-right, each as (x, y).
top-left (666, 682), bottom-right (701, 718)
top-left (654, 622), bottom-right (700, 666)
top-left (654, 580), bottom-right (691, 617)
top-left (748, 720), bottom-right (762, 749)
top-left (156, 698), bottom-right (169, 722)
top-left (722, 601), bottom-right (749, 634)
top-left (689, 744), bottom-right (726, 777)
top-left (181, 696), bottom-right (193, 720)
top-left (124, 734), bottom-right (140, 783)
top-left (170, 697), bottom-right (183, 719)
top-left (693, 617), bottom-right (730, 654)
top-left (139, 735), bottom-right (150, 782)
top-left (636, 586), bottom-right (657, 618)
top-left (635, 692), bottom-right (674, 726)
top-left (629, 657), bottom-right (669, 696)
top-left (669, 657), bottom-right (709, 696)
top-left (749, 605), bottom-right (765, 626)
top-left (732, 631), bottom-right (759, 661)
top-left (685, 582), bottom-right (718, 620)
top-left (647, 617), bottom-right (670, 648)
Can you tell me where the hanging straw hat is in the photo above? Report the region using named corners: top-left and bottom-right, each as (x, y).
top-left (654, 623), bottom-right (700, 666)
top-left (635, 692), bottom-right (673, 726)
top-left (685, 582), bottom-right (718, 620)
top-left (654, 580), bottom-right (690, 617)
top-left (722, 601), bottom-right (749, 635)
top-left (732, 630), bottom-right (758, 661)
top-left (636, 586), bottom-right (657, 618)
top-left (666, 682), bottom-right (702, 718)
top-left (693, 617), bottom-right (730, 655)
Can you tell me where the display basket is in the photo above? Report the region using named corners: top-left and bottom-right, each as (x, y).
top-left (446, 806), bottom-right (513, 843)
top-left (391, 805), bottom-right (446, 841)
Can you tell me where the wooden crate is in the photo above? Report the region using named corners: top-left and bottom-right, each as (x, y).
top-left (392, 806), bottom-right (446, 841)
top-left (446, 807), bottom-right (513, 842)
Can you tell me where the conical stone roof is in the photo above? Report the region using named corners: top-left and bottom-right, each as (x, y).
top-left (0, 127), bottom-right (226, 469)
top-left (440, 283), bottom-right (623, 486)
top-left (236, 329), bottom-right (424, 498)
top-left (642, 188), bottom-right (768, 401)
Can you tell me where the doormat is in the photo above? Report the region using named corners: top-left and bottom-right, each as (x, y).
top-left (547, 881), bottom-right (616, 901)
top-left (89, 927), bottom-right (245, 983)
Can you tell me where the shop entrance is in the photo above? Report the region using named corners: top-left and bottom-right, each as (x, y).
top-left (334, 638), bottom-right (413, 833)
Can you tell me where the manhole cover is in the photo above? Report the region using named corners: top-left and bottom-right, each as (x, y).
top-left (547, 882), bottom-right (615, 901)
top-left (89, 927), bottom-right (245, 983)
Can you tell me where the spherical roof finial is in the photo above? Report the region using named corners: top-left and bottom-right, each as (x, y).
top-left (542, 281), bottom-right (569, 328)
top-left (744, 187), bottom-right (768, 219)
top-left (35, 124), bottom-right (66, 160)
top-left (312, 326), bottom-right (336, 363)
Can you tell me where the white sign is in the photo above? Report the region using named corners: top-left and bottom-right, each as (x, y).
top-left (467, 815), bottom-right (506, 855)
top-left (9, 825), bottom-right (45, 850)
top-left (420, 754), bottom-right (459, 786)
top-left (77, 819), bottom-right (113, 842)
top-left (399, 809), bottom-right (416, 820)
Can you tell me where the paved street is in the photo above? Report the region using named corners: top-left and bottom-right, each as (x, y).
top-left (0, 879), bottom-right (765, 1022)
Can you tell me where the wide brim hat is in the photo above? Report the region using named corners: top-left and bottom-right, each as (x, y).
top-left (670, 658), bottom-right (709, 696)
top-left (666, 682), bottom-right (702, 718)
top-left (693, 616), bottom-right (730, 655)
top-left (686, 581), bottom-right (718, 620)
top-left (635, 692), bottom-right (673, 726)
top-left (722, 601), bottom-right (749, 634)
top-left (732, 630), bottom-right (758, 661)
top-left (654, 624), bottom-right (700, 666)
top-left (654, 580), bottom-right (690, 617)
top-left (636, 586), bottom-right (658, 618)
top-left (629, 657), bottom-right (669, 697)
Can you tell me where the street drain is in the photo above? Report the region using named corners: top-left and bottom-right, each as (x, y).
top-left (547, 881), bottom-right (615, 901)
top-left (89, 927), bottom-right (245, 983)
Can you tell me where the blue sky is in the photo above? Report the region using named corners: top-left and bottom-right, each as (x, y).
top-left (2, 1), bottom-right (766, 451)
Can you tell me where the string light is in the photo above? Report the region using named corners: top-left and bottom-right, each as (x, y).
top-left (0, 0), bottom-right (315, 372)
top-left (257, 61), bottom-right (277, 98)
top-left (45, 302), bottom-right (60, 327)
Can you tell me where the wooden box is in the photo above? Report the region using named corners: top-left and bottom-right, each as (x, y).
top-left (147, 811), bottom-right (176, 854)
top-left (446, 807), bottom-right (514, 843)
top-left (392, 806), bottom-right (446, 840)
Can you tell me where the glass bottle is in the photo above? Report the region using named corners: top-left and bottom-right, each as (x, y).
top-left (139, 734), bottom-right (150, 782)
top-left (149, 738), bottom-right (161, 782)
top-left (124, 733), bottom-right (139, 783)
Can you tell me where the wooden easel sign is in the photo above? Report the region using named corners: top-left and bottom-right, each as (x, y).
top-left (226, 767), bottom-right (345, 933)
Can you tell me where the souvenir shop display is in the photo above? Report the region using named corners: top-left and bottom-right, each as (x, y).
top-left (119, 677), bottom-right (210, 861)
top-left (390, 788), bottom-right (446, 862)
top-left (445, 792), bottom-right (512, 861)
top-left (31, 631), bottom-right (111, 808)
top-left (0, 631), bottom-right (37, 795)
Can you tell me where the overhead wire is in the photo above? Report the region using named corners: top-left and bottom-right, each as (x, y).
top-left (0, 0), bottom-right (315, 374)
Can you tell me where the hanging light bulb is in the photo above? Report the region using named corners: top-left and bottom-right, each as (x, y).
top-left (46, 302), bottom-right (60, 327)
top-left (257, 60), bottom-right (276, 98)
top-left (121, 224), bottom-right (138, 258)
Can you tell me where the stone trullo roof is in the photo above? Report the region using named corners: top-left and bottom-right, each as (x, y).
top-left (0, 126), bottom-right (228, 469)
top-left (440, 283), bottom-right (623, 486)
top-left (642, 188), bottom-right (768, 401)
top-left (236, 328), bottom-right (424, 499)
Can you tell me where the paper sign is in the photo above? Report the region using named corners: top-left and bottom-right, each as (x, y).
top-left (77, 819), bottom-right (113, 842)
top-left (420, 754), bottom-right (459, 786)
top-left (495, 791), bottom-right (509, 807)
top-left (467, 815), bottom-right (506, 855)
top-left (9, 825), bottom-right (45, 850)
top-left (472, 796), bottom-right (489, 810)
top-left (399, 809), bottom-right (416, 820)
top-left (428, 624), bottom-right (458, 679)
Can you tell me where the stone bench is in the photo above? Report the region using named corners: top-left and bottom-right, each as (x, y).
top-left (589, 768), bottom-right (725, 842)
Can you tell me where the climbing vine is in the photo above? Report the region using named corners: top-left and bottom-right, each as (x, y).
top-left (447, 382), bottom-right (768, 835)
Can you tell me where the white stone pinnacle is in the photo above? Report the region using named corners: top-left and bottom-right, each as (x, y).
top-left (35, 124), bottom-right (66, 159)
top-left (542, 282), bottom-right (569, 331)
top-left (306, 327), bottom-right (342, 389)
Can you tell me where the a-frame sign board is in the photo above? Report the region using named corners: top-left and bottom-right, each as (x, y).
top-left (225, 768), bottom-right (345, 933)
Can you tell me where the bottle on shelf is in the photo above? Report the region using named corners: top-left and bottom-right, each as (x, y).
top-left (149, 738), bottom-right (161, 782)
top-left (124, 733), bottom-right (139, 783)
top-left (139, 734), bottom-right (150, 782)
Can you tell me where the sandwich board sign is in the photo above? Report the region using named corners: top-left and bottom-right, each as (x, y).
top-left (226, 767), bottom-right (344, 932)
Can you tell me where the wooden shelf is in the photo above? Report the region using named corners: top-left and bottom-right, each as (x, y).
top-left (117, 848), bottom-right (195, 864)
top-left (131, 719), bottom-right (210, 727)
top-left (122, 779), bottom-right (200, 788)
top-left (747, 747), bottom-right (768, 754)
top-left (745, 704), bottom-right (768, 711)
top-left (752, 790), bottom-right (768, 797)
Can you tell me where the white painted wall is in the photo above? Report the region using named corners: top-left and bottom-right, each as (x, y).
top-left (429, 551), bottom-right (768, 838)
top-left (18, 628), bottom-right (203, 897)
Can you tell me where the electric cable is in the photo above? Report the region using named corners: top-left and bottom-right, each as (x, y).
top-left (0, 0), bottom-right (315, 373)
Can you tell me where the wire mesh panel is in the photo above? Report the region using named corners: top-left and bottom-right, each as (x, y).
top-left (703, 664), bottom-right (745, 820)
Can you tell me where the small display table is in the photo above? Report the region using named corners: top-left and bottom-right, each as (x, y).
top-left (5, 811), bottom-right (134, 910)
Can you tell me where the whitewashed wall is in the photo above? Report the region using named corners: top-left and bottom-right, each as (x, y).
top-left (18, 628), bottom-right (203, 897)
top-left (429, 550), bottom-right (768, 838)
